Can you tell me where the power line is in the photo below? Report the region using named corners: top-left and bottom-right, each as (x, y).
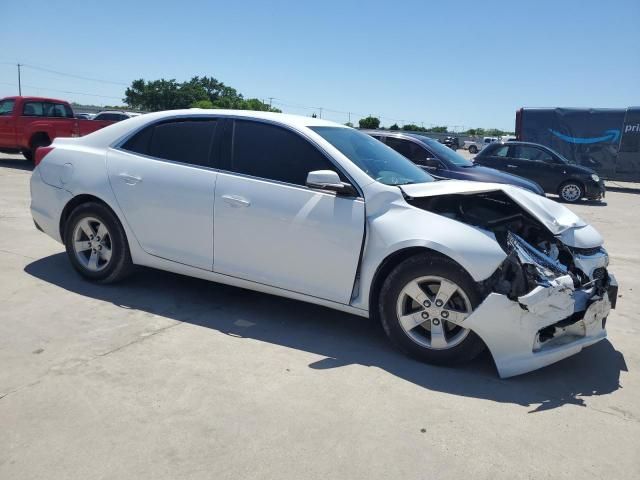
top-left (0, 81), bottom-right (122, 100)
top-left (20, 63), bottom-right (129, 86)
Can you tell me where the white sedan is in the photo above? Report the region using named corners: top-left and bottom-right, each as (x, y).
top-left (30, 110), bottom-right (617, 378)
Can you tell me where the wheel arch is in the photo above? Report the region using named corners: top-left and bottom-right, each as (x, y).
top-left (59, 194), bottom-right (124, 243)
top-left (367, 246), bottom-right (470, 322)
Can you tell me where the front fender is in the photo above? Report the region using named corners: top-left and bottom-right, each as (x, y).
top-left (353, 204), bottom-right (507, 311)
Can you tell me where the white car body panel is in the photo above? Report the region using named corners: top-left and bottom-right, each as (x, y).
top-left (213, 171), bottom-right (365, 303)
top-left (29, 109), bottom-right (617, 378)
top-left (106, 148), bottom-right (216, 270)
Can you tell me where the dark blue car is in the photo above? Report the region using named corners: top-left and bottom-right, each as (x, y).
top-left (365, 131), bottom-right (545, 195)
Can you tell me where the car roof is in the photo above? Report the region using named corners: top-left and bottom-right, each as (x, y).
top-left (72, 109), bottom-right (352, 148)
top-left (361, 129), bottom-right (437, 143)
top-left (2, 95), bottom-right (68, 103)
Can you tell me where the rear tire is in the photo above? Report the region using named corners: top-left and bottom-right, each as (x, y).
top-left (468, 145), bottom-right (478, 154)
top-left (22, 149), bottom-right (33, 161)
top-left (64, 202), bottom-right (133, 283)
top-left (378, 253), bottom-right (485, 366)
top-left (27, 135), bottom-right (51, 163)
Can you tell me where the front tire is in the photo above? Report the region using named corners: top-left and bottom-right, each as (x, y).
top-left (558, 181), bottom-right (583, 202)
top-left (468, 145), bottom-right (478, 154)
top-left (64, 202), bottom-right (133, 283)
top-left (378, 254), bottom-right (485, 366)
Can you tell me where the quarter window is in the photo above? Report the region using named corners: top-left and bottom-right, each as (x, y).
top-left (121, 119), bottom-right (217, 167)
top-left (230, 120), bottom-right (342, 186)
top-left (23, 102), bottom-right (44, 116)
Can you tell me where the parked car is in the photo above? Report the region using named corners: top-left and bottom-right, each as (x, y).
top-left (93, 111), bottom-right (142, 122)
top-left (30, 110), bottom-right (617, 378)
top-left (75, 113), bottom-right (95, 120)
top-left (0, 96), bottom-right (116, 161)
top-left (474, 141), bottom-right (606, 202)
top-left (441, 136), bottom-right (460, 150)
top-left (365, 131), bottom-right (544, 195)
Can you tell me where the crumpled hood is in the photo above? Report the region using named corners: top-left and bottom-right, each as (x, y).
top-left (400, 180), bottom-right (603, 247)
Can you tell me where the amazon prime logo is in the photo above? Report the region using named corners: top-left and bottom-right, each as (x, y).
top-left (549, 128), bottom-right (621, 144)
top-left (624, 123), bottom-right (640, 134)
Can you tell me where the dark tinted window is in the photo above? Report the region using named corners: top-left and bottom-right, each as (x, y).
top-left (0, 99), bottom-right (15, 116)
top-left (231, 120), bottom-right (340, 186)
top-left (122, 120), bottom-right (217, 167)
top-left (385, 137), bottom-right (426, 162)
top-left (23, 102), bottom-right (44, 116)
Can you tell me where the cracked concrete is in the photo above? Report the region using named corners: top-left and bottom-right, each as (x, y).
top-left (1, 153), bottom-right (639, 479)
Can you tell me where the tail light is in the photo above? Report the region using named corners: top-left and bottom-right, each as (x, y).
top-left (34, 146), bottom-right (54, 167)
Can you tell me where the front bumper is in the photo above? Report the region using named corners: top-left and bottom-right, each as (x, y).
top-left (585, 179), bottom-right (606, 200)
top-left (463, 273), bottom-right (617, 378)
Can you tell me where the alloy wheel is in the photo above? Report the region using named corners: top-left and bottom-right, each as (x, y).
top-left (395, 276), bottom-right (472, 350)
top-left (72, 216), bottom-right (113, 272)
top-left (560, 183), bottom-right (581, 202)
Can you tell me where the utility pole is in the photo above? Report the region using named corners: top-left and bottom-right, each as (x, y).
top-left (17, 63), bottom-right (22, 96)
top-left (268, 97), bottom-right (274, 109)
top-left (318, 107), bottom-right (323, 119)
top-left (348, 112), bottom-right (351, 124)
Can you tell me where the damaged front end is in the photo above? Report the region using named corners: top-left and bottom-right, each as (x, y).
top-left (406, 189), bottom-right (618, 378)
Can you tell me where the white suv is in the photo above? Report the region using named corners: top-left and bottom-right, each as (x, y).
top-left (30, 110), bottom-right (617, 378)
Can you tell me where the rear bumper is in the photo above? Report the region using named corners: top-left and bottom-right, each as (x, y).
top-left (463, 273), bottom-right (617, 378)
top-left (30, 168), bottom-right (71, 244)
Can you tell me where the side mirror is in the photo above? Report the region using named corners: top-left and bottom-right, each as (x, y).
top-left (424, 157), bottom-right (441, 169)
top-left (306, 170), bottom-right (357, 196)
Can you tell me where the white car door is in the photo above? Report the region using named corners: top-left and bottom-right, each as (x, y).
top-left (107, 118), bottom-right (219, 270)
top-left (213, 119), bottom-right (365, 304)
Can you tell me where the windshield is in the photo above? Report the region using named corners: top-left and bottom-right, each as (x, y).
top-left (420, 137), bottom-right (473, 167)
top-left (311, 127), bottom-right (434, 186)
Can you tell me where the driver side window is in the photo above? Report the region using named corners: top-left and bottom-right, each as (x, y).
top-left (513, 146), bottom-right (553, 162)
top-left (385, 137), bottom-right (427, 163)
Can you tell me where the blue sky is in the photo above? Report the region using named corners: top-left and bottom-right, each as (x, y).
top-left (1, 0), bottom-right (638, 130)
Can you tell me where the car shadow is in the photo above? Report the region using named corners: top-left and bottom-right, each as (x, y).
top-left (25, 253), bottom-right (627, 412)
top-left (0, 156), bottom-right (33, 171)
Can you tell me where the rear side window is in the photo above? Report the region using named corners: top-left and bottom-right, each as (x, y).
top-left (121, 119), bottom-right (217, 168)
top-left (45, 103), bottom-right (73, 118)
top-left (0, 99), bottom-right (15, 116)
top-left (230, 120), bottom-right (341, 186)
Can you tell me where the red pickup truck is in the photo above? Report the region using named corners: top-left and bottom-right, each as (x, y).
top-left (0, 96), bottom-right (116, 161)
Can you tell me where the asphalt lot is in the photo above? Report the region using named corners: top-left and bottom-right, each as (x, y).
top-left (1, 152), bottom-right (639, 479)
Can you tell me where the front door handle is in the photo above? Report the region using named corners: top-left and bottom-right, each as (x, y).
top-left (118, 173), bottom-right (142, 185)
top-left (221, 194), bottom-right (251, 208)
top-left (506, 164), bottom-right (518, 168)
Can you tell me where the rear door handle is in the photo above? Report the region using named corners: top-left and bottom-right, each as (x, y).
top-left (118, 173), bottom-right (142, 185)
top-left (221, 194), bottom-right (250, 208)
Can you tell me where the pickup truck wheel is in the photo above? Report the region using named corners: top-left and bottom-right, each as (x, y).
top-left (64, 202), bottom-right (133, 283)
top-left (378, 254), bottom-right (485, 366)
top-left (21, 149), bottom-right (33, 161)
top-left (27, 135), bottom-right (51, 163)
top-left (558, 181), bottom-right (583, 202)
top-left (468, 145), bottom-right (478, 154)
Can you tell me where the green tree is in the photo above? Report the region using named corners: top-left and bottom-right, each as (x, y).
top-left (358, 116), bottom-right (380, 129)
top-left (402, 123), bottom-right (421, 131)
top-left (428, 125), bottom-right (448, 133)
top-left (344, 122), bottom-right (354, 127)
top-left (124, 76), bottom-right (280, 112)
top-left (389, 123), bottom-right (399, 130)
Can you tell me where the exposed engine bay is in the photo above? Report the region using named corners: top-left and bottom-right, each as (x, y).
top-left (405, 190), bottom-right (618, 377)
